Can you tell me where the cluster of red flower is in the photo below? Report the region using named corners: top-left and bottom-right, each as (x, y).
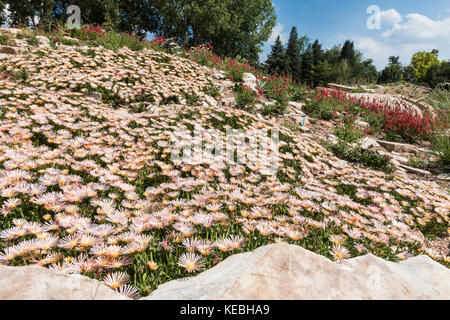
top-left (313, 88), bottom-right (434, 141)
top-left (80, 25), bottom-right (105, 40)
top-left (150, 35), bottom-right (168, 47)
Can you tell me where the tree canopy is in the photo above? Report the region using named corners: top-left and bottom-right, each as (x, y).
top-left (2, 0), bottom-right (275, 64)
top-left (153, 0), bottom-right (275, 64)
top-left (378, 56), bottom-right (403, 84)
top-left (407, 50), bottom-right (441, 84)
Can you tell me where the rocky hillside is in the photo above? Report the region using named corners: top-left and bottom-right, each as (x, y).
top-left (0, 28), bottom-right (449, 299)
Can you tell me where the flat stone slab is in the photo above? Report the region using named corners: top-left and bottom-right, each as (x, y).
top-left (399, 164), bottom-right (432, 176)
top-left (0, 265), bottom-right (130, 300)
top-left (377, 140), bottom-right (417, 154)
top-left (0, 46), bottom-right (17, 55)
top-left (142, 243), bottom-right (450, 300)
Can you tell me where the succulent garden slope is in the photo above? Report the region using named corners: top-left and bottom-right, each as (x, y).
top-left (0, 33), bottom-right (449, 299)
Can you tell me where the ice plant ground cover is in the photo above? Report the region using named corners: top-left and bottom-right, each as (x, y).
top-left (0, 32), bottom-right (449, 299)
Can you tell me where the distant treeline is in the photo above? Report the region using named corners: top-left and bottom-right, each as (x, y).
top-left (264, 26), bottom-right (450, 88)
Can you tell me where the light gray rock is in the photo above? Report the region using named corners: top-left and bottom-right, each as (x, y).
top-left (0, 53), bottom-right (11, 61)
top-left (355, 120), bottom-right (370, 128)
top-left (377, 140), bottom-right (417, 154)
top-left (288, 101), bottom-right (304, 110)
top-left (14, 39), bottom-right (28, 47)
top-left (221, 97), bottom-right (236, 106)
top-left (242, 73), bottom-right (258, 92)
top-left (0, 46), bottom-right (17, 55)
top-left (391, 159), bottom-right (401, 167)
top-left (0, 28), bottom-right (23, 36)
top-left (203, 95), bottom-right (218, 107)
top-left (326, 134), bottom-right (339, 145)
top-left (299, 126), bottom-right (311, 133)
top-left (0, 265), bottom-right (130, 300)
top-left (142, 243), bottom-right (450, 300)
top-left (89, 92), bottom-right (102, 100)
top-left (391, 153), bottom-right (409, 165)
top-left (398, 164), bottom-right (432, 176)
top-left (287, 115), bottom-right (309, 127)
top-left (263, 100), bottom-right (276, 107)
top-left (212, 70), bottom-right (226, 80)
top-left (242, 72), bottom-right (256, 83)
top-left (359, 137), bottom-right (380, 150)
top-left (437, 173), bottom-right (450, 181)
top-left (36, 35), bottom-right (50, 47)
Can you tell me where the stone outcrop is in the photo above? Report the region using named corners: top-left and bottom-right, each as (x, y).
top-left (377, 140), bottom-right (418, 154)
top-left (0, 265), bottom-right (130, 300)
top-left (242, 72), bottom-right (258, 92)
top-left (359, 137), bottom-right (380, 150)
top-left (142, 244), bottom-right (450, 300)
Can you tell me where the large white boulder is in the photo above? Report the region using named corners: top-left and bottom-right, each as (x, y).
top-left (0, 265), bottom-right (130, 300)
top-left (142, 243), bottom-right (450, 300)
top-left (242, 73), bottom-right (258, 92)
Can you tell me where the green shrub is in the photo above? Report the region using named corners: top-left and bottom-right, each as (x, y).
top-left (361, 111), bottom-right (383, 135)
top-left (432, 134), bottom-right (450, 172)
top-left (77, 48), bottom-right (96, 58)
top-left (202, 81), bottom-right (221, 98)
top-left (335, 124), bottom-right (363, 143)
top-left (183, 91), bottom-right (200, 106)
top-left (88, 31), bottom-right (145, 52)
top-left (426, 85), bottom-right (450, 129)
top-left (14, 69), bottom-right (29, 82)
top-left (289, 85), bottom-right (306, 102)
top-left (326, 141), bottom-right (394, 173)
top-left (0, 34), bottom-right (12, 45)
top-left (26, 36), bottom-right (40, 47)
top-left (60, 37), bottom-right (80, 46)
top-left (335, 116), bottom-right (364, 143)
top-left (234, 84), bottom-right (257, 109)
top-left (159, 95), bottom-right (180, 105)
top-left (407, 156), bottom-right (431, 171)
top-left (226, 68), bottom-right (244, 82)
top-left (303, 99), bottom-right (337, 120)
top-left (262, 102), bottom-right (287, 116)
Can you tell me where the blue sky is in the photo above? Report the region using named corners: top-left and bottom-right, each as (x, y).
top-left (261, 0), bottom-right (450, 70)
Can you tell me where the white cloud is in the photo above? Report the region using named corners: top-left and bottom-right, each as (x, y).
top-left (382, 13), bottom-right (450, 43)
top-left (353, 11), bottom-right (450, 69)
top-left (354, 36), bottom-right (445, 70)
top-left (268, 23), bottom-right (288, 44)
top-left (380, 9), bottom-right (402, 26)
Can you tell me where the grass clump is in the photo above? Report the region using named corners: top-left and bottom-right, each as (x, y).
top-left (234, 84), bottom-right (257, 110)
top-left (14, 69), bottom-right (29, 82)
top-left (335, 116), bottom-right (364, 143)
top-left (326, 141), bottom-right (394, 173)
top-left (182, 91), bottom-right (200, 106)
top-left (262, 102), bottom-right (287, 116)
top-left (432, 134), bottom-right (450, 172)
top-left (426, 85), bottom-right (450, 128)
top-left (0, 34), bottom-right (12, 45)
top-left (26, 35), bottom-right (40, 47)
top-left (304, 98), bottom-right (337, 120)
top-left (202, 81), bottom-right (221, 98)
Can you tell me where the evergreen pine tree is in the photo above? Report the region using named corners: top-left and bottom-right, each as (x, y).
top-left (340, 40), bottom-right (356, 67)
top-left (286, 26), bottom-right (302, 82)
top-left (312, 40), bottom-right (323, 66)
top-left (265, 35), bottom-right (288, 75)
top-left (301, 44), bottom-right (314, 85)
